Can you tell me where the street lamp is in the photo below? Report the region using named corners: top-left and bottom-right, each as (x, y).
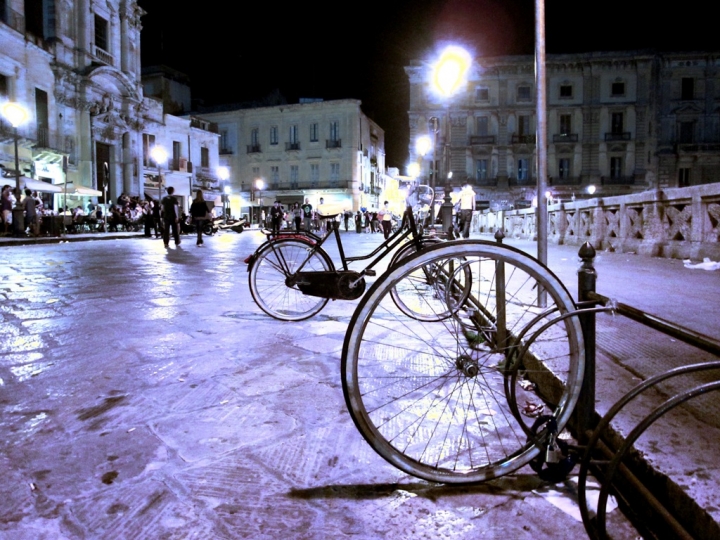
top-left (217, 166), bottom-right (230, 223)
top-left (150, 145), bottom-right (168, 208)
top-left (430, 45), bottom-right (471, 234)
top-left (254, 178), bottom-right (264, 226)
top-left (2, 102), bottom-right (29, 236)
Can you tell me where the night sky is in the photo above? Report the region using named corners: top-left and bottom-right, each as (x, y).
top-left (137, 0), bottom-right (717, 168)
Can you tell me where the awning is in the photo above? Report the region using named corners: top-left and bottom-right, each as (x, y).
top-left (15, 176), bottom-right (64, 193)
top-left (58, 183), bottom-right (103, 196)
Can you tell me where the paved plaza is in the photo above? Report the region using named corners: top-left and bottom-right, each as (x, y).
top-left (0, 230), bottom-right (718, 539)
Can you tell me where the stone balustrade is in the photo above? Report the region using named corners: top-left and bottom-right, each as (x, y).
top-left (473, 183), bottom-right (720, 260)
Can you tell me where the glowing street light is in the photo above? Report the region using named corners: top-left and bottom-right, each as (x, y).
top-left (415, 135), bottom-right (432, 158)
top-left (587, 184), bottom-right (597, 196)
top-left (150, 145), bottom-right (168, 207)
top-left (2, 102), bottom-right (29, 236)
top-left (407, 163), bottom-right (420, 178)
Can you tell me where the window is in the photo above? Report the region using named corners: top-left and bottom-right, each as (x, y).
top-left (0, 73), bottom-right (8, 100)
top-left (517, 86), bottom-right (531, 102)
top-left (142, 134), bottom-right (155, 166)
top-left (309, 123), bottom-right (318, 142)
top-left (269, 126), bottom-right (278, 145)
top-left (517, 159), bottom-right (528, 181)
top-left (329, 121), bottom-right (339, 141)
top-left (330, 163), bottom-right (340, 184)
top-left (610, 157), bottom-right (622, 179)
top-left (678, 121), bottom-right (694, 144)
top-left (290, 165), bottom-right (299, 188)
top-left (475, 87), bottom-right (489, 102)
top-left (172, 141), bottom-right (181, 170)
top-left (559, 84), bottom-right (573, 98)
top-left (518, 115), bottom-right (530, 136)
top-left (289, 124), bottom-right (298, 143)
top-left (681, 78), bottom-right (694, 100)
top-left (251, 128), bottom-right (259, 146)
top-left (558, 158), bottom-right (570, 179)
top-left (201, 147), bottom-right (209, 168)
top-left (559, 114), bottom-right (572, 136)
top-left (310, 163), bottom-right (319, 186)
top-left (611, 112), bottom-right (624, 134)
top-left (678, 168), bottom-right (690, 187)
top-left (476, 117), bottom-right (488, 136)
top-left (271, 166), bottom-right (279, 187)
top-left (611, 81), bottom-right (625, 97)
top-left (220, 130), bottom-right (229, 152)
top-left (476, 159), bottom-right (488, 180)
top-left (94, 14), bottom-right (108, 51)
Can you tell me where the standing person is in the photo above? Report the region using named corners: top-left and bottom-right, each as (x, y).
top-left (318, 197), bottom-right (326, 233)
top-left (355, 210), bottom-right (363, 234)
top-left (458, 182), bottom-right (476, 239)
top-left (161, 186), bottom-right (181, 248)
top-left (260, 209), bottom-right (266, 228)
top-left (343, 210), bottom-right (351, 231)
top-left (190, 189), bottom-right (209, 246)
top-left (378, 201), bottom-right (393, 240)
top-left (371, 211), bottom-right (380, 233)
top-left (292, 202), bottom-right (302, 233)
top-left (269, 200), bottom-right (283, 236)
top-left (142, 200), bottom-right (154, 237)
top-left (23, 188), bottom-right (39, 237)
top-left (301, 198), bottom-right (313, 232)
top-left (1, 185), bottom-right (13, 235)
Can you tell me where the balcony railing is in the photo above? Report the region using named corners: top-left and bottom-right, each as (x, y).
top-left (265, 180), bottom-right (352, 190)
top-left (549, 176), bottom-right (582, 186)
top-left (601, 175), bottom-right (635, 186)
top-left (34, 127), bottom-right (64, 152)
top-left (473, 177), bottom-right (499, 187)
top-left (220, 147), bottom-right (234, 155)
top-left (285, 142), bottom-right (301, 151)
top-left (468, 135), bottom-right (496, 145)
top-left (604, 132), bottom-right (631, 141)
top-left (246, 144), bottom-right (261, 154)
top-left (677, 143), bottom-right (720, 153)
top-left (94, 46), bottom-right (114, 66)
top-left (553, 133), bottom-right (579, 143)
top-left (1, 6), bottom-right (24, 32)
top-left (511, 134), bottom-right (536, 144)
top-left (326, 139), bottom-right (342, 149)
top-left (508, 177), bottom-right (536, 186)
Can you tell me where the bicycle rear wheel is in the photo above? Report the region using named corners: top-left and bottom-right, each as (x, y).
top-left (341, 240), bottom-right (584, 483)
top-left (249, 239), bottom-right (334, 321)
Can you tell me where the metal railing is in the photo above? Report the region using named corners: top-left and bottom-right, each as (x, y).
top-left (326, 139), bottom-right (341, 149)
top-left (468, 135), bottom-right (496, 145)
top-left (246, 144), bottom-right (261, 154)
top-left (511, 134), bottom-right (536, 144)
top-left (553, 133), bottom-right (579, 143)
top-left (604, 132), bottom-right (631, 141)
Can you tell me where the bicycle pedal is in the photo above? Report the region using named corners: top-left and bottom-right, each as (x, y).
top-left (364, 270), bottom-right (376, 277)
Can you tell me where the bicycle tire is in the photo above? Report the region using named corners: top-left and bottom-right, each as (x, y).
top-left (249, 239), bottom-right (334, 321)
top-left (341, 240), bottom-right (584, 483)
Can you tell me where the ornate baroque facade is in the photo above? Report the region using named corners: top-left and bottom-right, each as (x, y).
top-left (199, 99), bottom-right (386, 216)
top-left (0, 0), bottom-right (219, 210)
top-left (405, 50), bottom-right (720, 207)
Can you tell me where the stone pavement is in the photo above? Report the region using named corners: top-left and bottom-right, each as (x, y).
top-left (0, 228), bottom-right (717, 539)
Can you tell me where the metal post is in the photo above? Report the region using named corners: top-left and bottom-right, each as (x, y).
top-left (11, 126), bottom-right (25, 237)
top-left (429, 117), bottom-right (439, 226)
top-left (494, 229), bottom-right (507, 353)
top-left (535, 0), bottom-right (548, 307)
top-left (574, 241), bottom-right (597, 441)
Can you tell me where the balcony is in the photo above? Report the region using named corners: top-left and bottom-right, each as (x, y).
top-left (549, 176), bottom-right (582, 186)
top-left (285, 142), bottom-right (301, 151)
top-left (93, 46), bottom-right (114, 66)
top-left (1, 6), bottom-right (24, 32)
top-left (473, 177), bottom-right (499, 187)
top-left (676, 143), bottom-right (720, 154)
top-left (508, 177), bottom-right (536, 187)
top-left (511, 134), bottom-right (536, 144)
top-left (246, 144), bottom-right (261, 154)
top-left (189, 117), bottom-right (218, 133)
top-left (326, 139), bottom-right (342, 149)
top-left (266, 180), bottom-right (352, 191)
top-left (468, 135), bottom-right (496, 145)
top-left (604, 132), bottom-right (631, 142)
top-left (552, 133), bottom-right (578, 143)
top-left (220, 147), bottom-right (234, 155)
top-left (601, 175), bottom-right (635, 186)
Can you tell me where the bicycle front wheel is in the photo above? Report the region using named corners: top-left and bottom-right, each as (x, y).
top-left (341, 240), bottom-right (584, 483)
top-left (249, 239), bottom-right (334, 321)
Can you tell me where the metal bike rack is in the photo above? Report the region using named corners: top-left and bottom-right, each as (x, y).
top-left (572, 241), bottom-right (720, 540)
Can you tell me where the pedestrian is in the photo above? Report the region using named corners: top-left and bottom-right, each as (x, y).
top-left (371, 211), bottom-right (379, 233)
top-left (343, 210), bottom-right (351, 231)
top-left (161, 186), bottom-right (181, 248)
top-left (378, 201), bottom-right (393, 240)
top-left (292, 202), bottom-right (302, 233)
top-left (260, 209), bottom-right (266, 228)
top-left (270, 200), bottom-right (283, 235)
top-left (364, 211), bottom-right (371, 233)
top-left (1, 185), bottom-right (13, 235)
top-left (142, 200), bottom-right (154, 237)
top-left (355, 210), bottom-right (362, 233)
top-left (458, 182), bottom-right (476, 239)
top-left (190, 189), bottom-right (210, 246)
top-left (23, 188), bottom-right (39, 236)
top-left (301, 198), bottom-right (313, 232)
top-left (318, 197), bottom-right (326, 233)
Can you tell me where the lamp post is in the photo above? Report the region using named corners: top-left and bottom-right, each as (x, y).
top-left (217, 166), bottom-right (230, 223)
top-left (150, 145), bottom-right (168, 209)
top-left (430, 45), bottom-right (471, 235)
top-left (254, 178), bottom-right (264, 227)
top-left (2, 102), bottom-right (29, 236)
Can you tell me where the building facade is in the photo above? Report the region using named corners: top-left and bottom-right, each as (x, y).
top-left (0, 0), bottom-right (220, 212)
top-left (198, 99), bottom-right (386, 220)
top-left (405, 50), bottom-right (720, 208)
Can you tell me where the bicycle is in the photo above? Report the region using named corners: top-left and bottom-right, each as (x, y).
top-left (340, 240), bottom-right (585, 483)
top-left (247, 203), bottom-right (462, 322)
